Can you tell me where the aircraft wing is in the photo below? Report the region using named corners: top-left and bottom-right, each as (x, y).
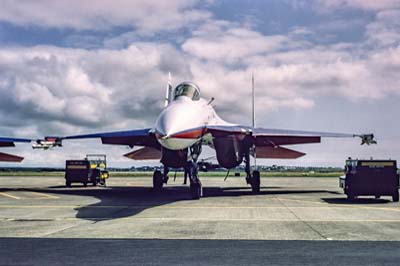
top-left (0, 137), bottom-right (32, 162)
top-left (63, 128), bottom-right (160, 149)
top-left (202, 125), bottom-right (375, 159)
top-left (0, 137), bottom-right (32, 147)
top-left (205, 125), bottom-right (375, 146)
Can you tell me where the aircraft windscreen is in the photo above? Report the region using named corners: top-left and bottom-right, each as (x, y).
top-left (174, 83), bottom-right (200, 101)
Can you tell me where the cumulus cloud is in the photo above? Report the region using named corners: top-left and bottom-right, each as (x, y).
top-left (1, 1), bottom-right (400, 166)
top-left (315, 0), bottom-right (400, 11)
top-left (0, 43), bottom-right (192, 138)
top-left (0, 0), bottom-right (211, 33)
top-left (366, 9), bottom-right (400, 46)
top-left (1, 17), bottom-right (399, 138)
top-left (182, 20), bottom-right (293, 63)
top-left (178, 19), bottom-right (400, 124)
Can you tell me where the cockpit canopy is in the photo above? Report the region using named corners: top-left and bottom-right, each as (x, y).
top-left (174, 82), bottom-right (200, 101)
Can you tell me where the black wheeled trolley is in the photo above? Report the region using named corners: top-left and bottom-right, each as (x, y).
top-left (65, 154), bottom-right (109, 187)
top-left (339, 159), bottom-right (399, 201)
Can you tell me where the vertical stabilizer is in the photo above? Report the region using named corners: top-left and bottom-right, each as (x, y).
top-left (164, 72), bottom-right (173, 107)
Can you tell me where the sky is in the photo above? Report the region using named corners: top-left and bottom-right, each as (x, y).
top-left (0, 0), bottom-right (399, 168)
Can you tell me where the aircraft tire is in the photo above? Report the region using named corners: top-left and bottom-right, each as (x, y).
top-left (251, 170), bottom-right (260, 194)
top-left (393, 191), bottom-right (399, 202)
top-left (153, 170), bottom-right (163, 191)
top-left (347, 192), bottom-right (355, 200)
top-left (190, 183), bottom-right (201, 200)
top-left (66, 181), bottom-right (71, 188)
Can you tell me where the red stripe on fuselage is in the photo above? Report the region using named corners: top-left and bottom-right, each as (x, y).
top-left (170, 128), bottom-right (205, 139)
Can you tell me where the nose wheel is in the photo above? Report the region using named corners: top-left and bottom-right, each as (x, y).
top-left (153, 170), bottom-right (163, 191)
top-left (250, 170), bottom-right (260, 194)
top-left (190, 181), bottom-right (202, 200)
top-left (187, 161), bottom-right (202, 199)
top-left (153, 168), bottom-right (169, 191)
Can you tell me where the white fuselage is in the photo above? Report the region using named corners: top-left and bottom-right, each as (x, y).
top-left (155, 96), bottom-right (228, 150)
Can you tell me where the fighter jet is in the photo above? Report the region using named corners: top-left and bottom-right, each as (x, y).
top-left (1, 76), bottom-right (376, 198)
top-left (29, 75), bottom-right (373, 199)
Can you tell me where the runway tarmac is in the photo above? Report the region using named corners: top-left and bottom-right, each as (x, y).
top-left (0, 175), bottom-right (399, 265)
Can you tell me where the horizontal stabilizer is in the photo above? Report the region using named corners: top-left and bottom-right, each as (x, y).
top-left (124, 147), bottom-right (161, 160)
top-left (0, 152), bottom-right (24, 162)
top-left (252, 146), bottom-right (305, 159)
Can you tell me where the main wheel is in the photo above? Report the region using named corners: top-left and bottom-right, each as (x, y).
top-left (153, 170), bottom-right (163, 191)
top-left (393, 190), bottom-right (399, 202)
top-left (190, 182), bottom-right (202, 200)
top-left (65, 180), bottom-right (71, 188)
top-left (251, 170), bottom-right (260, 194)
top-left (347, 192), bottom-right (355, 200)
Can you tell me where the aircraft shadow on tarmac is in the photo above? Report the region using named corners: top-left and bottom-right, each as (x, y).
top-left (8, 182), bottom-right (347, 222)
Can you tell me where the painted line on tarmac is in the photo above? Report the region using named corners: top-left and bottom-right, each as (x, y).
top-left (28, 192), bottom-right (59, 199)
top-left (0, 204), bottom-right (399, 214)
top-left (0, 192), bottom-right (20, 200)
top-left (1, 217), bottom-right (400, 222)
top-left (278, 197), bottom-right (400, 213)
top-left (0, 205), bottom-right (326, 209)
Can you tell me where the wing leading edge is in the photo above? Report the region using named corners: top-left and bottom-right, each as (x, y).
top-left (205, 125), bottom-right (375, 145)
top-left (62, 128), bottom-right (160, 149)
top-left (203, 125), bottom-right (375, 159)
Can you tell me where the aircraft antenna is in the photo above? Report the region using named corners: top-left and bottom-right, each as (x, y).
top-left (252, 71), bottom-right (257, 170)
top-left (252, 71), bottom-right (255, 128)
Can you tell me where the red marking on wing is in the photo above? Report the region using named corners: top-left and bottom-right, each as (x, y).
top-left (0, 152), bottom-right (24, 162)
top-left (254, 146), bottom-right (305, 159)
top-left (124, 147), bottom-right (161, 160)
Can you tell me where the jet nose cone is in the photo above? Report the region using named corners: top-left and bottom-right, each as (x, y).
top-left (155, 103), bottom-right (203, 150)
top-left (155, 109), bottom-right (176, 138)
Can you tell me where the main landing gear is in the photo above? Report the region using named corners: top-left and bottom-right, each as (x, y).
top-left (244, 152), bottom-right (260, 194)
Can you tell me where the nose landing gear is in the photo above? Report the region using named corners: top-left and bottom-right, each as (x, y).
top-left (153, 162), bottom-right (202, 199)
top-left (187, 161), bottom-right (202, 199)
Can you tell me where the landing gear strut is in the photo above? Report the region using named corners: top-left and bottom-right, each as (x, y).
top-left (244, 151), bottom-right (260, 194)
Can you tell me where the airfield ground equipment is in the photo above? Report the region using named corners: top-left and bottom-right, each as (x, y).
top-left (339, 159), bottom-right (399, 201)
top-left (65, 154), bottom-right (109, 187)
